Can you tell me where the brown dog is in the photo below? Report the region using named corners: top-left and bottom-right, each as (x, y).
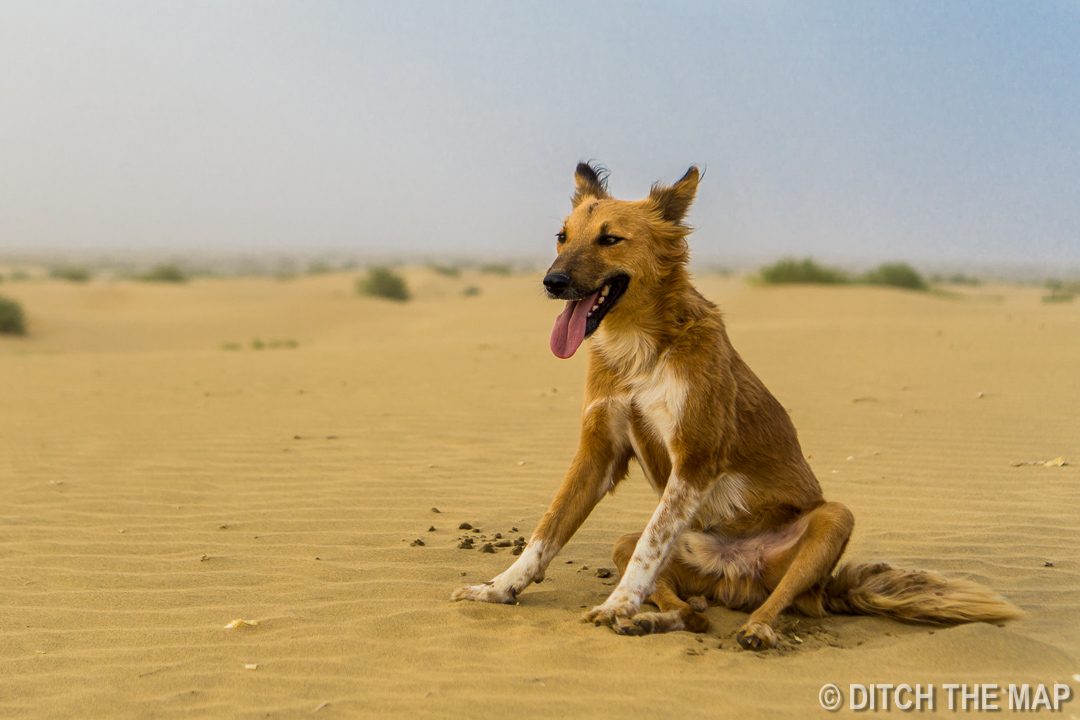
top-left (453, 163), bottom-right (1020, 649)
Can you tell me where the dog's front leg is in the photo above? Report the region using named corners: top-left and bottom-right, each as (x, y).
top-left (583, 474), bottom-right (710, 633)
top-left (452, 399), bottom-right (630, 605)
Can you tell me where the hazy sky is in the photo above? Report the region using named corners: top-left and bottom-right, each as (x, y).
top-left (1, 2), bottom-right (1078, 265)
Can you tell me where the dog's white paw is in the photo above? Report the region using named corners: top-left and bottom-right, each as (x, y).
top-left (582, 596), bottom-right (640, 629)
top-left (451, 582), bottom-right (517, 604)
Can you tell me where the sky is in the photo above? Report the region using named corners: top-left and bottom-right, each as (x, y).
top-left (1, 1), bottom-right (1078, 266)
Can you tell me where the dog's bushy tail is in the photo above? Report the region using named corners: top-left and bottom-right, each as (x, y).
top-left (823, 562), bottom-right (1022, 624)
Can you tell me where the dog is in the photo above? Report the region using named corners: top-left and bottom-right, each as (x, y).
top-left (452, 162), bottom-right (1021, 649)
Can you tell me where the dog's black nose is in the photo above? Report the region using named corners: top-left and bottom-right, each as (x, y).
top-left (543, 273), bottom-right (572, 296)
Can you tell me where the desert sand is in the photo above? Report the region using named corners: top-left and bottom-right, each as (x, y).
top-left (1, 269), bottom-right (1077, 718)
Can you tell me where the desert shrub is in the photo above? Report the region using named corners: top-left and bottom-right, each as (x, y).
top-left (478, 263), bottom-right (513, 276)
top-left (462, 285), bottom-right (481, 297)
top-left (139, 264), bottom-right (187, 283)
top-left (429, 263), bottom-right (461, 277)
top-left (862, 262), bottom-right (928, 291)
top-left (51, 266), bottom-right (91, 282)
top-left (932, 272), bottom-right (981, 286)
top-left (358, 267), bottom-right (410, 301)
top-left (758, 257), bottom-right (849, 285)
top-left (307, 261), bottom-right (333, 275)
top-left (0, 295), bottom-right (26, 335)
top-left (1043, 279), bottom-right (1076, 303)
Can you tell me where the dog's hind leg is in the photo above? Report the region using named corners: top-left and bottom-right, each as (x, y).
top-left (608, 532), bottom-right (711, 635)
top-left (735, 502), bottom-right (854, 650)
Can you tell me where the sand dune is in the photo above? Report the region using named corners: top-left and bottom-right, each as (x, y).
top-left (1, 271), bottom-right (1076, 718)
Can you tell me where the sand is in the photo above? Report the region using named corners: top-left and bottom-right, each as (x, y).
top-left (1, 270), bottom-right (1077, 718)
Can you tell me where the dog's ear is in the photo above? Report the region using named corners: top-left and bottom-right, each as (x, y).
top-left (572, 162), bottom-right (610, 207)
top-left (649, 166), bottom-right (700, 225)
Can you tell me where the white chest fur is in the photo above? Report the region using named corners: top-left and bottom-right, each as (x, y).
top-left (629, 361), bottom-right (688, 448)
top-left (620, 356), bottom-right (750, 526)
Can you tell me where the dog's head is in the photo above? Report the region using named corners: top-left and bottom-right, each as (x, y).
top-left (545, 162), bottom-right (699, 359)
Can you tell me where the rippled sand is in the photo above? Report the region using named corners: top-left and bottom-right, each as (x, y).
top-left (1, 270), bottom-right (1076, 718)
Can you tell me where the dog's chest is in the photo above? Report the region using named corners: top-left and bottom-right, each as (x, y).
top-left (627, 362), bottom-right (687, 448)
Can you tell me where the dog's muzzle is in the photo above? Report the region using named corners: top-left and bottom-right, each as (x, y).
top-left (543, 272), bottom-right (572, 298)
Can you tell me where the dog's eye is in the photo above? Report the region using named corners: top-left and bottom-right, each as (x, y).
top-left (556, 232), bottom-right (567, 244)
top-left (597, 235), bottom-right (624, 247)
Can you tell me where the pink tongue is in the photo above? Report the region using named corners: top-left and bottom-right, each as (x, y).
top-left (549, 290), bottom-right (601, 359)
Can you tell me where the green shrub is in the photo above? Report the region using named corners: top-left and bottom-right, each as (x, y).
top-left (1042, 279), bottom-right (1076, 303)
top-left (862, 262), bottom-right (928, 291)
top-left (0, 295), bottom-right (26, 335)
top-left (139, 264), bottom-right (187, 283)
top-left (307, 261), bottom-right (333, 275)
top-left (429, 263), bottom-right (461, 277)
top-left (932, 272), bottom-right (981, 286)
top-left (358, 267), bottom-right (410, 301)
top-left (758, 257), bottom-right (849, 285)
top-left (51, 266), bottom-right (92, 282)
top-left (462, 285), bottom-right (481, 297)
top-left (478, 263), bottom-right (513, 276)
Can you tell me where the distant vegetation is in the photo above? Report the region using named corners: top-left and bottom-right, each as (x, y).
top-left (428, 263), bottom-right (461, 277)
top-left (862, 262), bottom-right (928, 291)
top-left (0, 295), bottom-right (26, 335)
top-left (462, 285), bottom-right (481, 297)
top-left (758, 258), bottom-right (850, 285)
top-left (358, 267), bottom-right (410, 301)
top-left (757, 257), bottom-right (931, 291)
top-left (307, 261), bottom-right (333, 275)
top-left (251, 338), bottom-right (299, 350)
top-left (51, 266), bottom-right (92, 282)
top-left (1043, 279), bottom-right (1078, 303)
top-left (931, 272), bottom-right (981, 286)
top-left (478, 262), bottom-right (513, 276)
top-left (138, 264), bottom-right (187, 283)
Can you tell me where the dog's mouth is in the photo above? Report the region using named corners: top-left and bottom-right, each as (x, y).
top-left (549, 274), bottom-right (629, 359)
